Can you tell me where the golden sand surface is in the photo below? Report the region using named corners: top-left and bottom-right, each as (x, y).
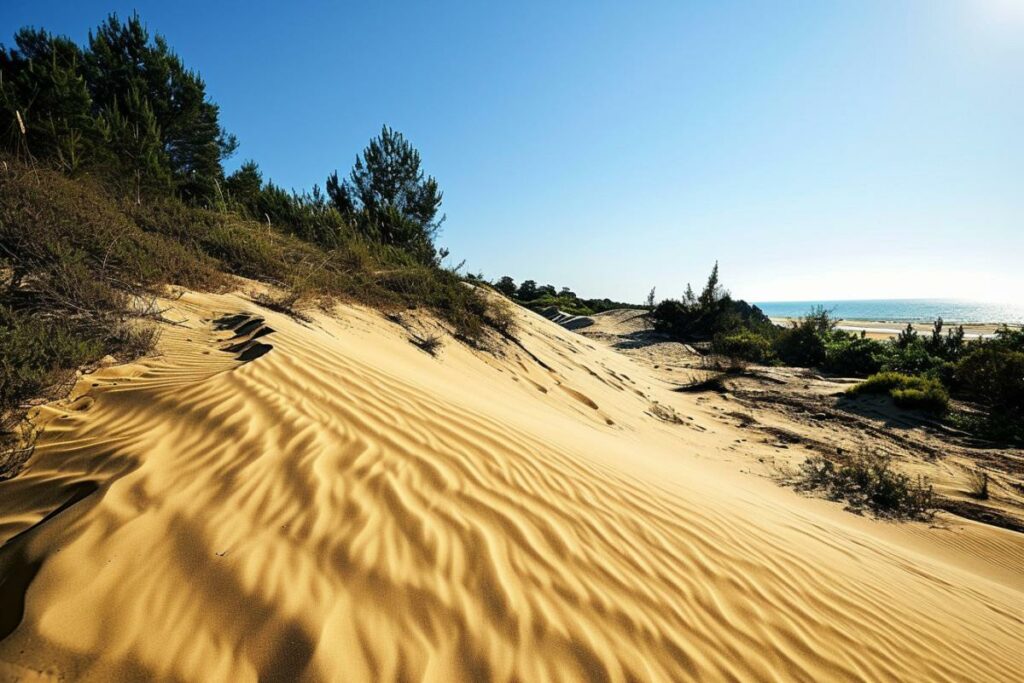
top-left (1, 289), bottom-right (1021, 681)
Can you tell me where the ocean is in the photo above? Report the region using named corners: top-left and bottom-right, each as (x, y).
top-left (753, 299), bottom-right (1024, 325)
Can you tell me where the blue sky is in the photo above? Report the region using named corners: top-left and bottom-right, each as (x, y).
top-left (3, 1), bottom-right (1022, 303)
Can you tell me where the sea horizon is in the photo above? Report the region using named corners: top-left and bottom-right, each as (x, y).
top-left (752, 298), bottom-right (1024, 325)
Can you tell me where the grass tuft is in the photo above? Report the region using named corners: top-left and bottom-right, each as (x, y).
top-left (848, 372), bottom-right (949, 413)
top-left (795, 451), bottom-right (934, 519)
top-left (966, 468), bottom-right (989, 500)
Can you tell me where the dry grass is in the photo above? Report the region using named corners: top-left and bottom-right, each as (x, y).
top-left (966, 468), bottom-right (990, 500)
top-left (794, 450), bottom-right (935, 519)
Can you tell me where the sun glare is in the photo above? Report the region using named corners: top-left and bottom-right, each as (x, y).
top-left (978, 0), bottom-right (1024, 26)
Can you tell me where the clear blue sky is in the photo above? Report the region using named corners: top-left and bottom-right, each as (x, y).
top-left (3, 1), bottom-right (1022, 303)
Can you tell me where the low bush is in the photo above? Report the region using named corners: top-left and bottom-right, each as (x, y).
top-left (773, 323), bottom-right (826, 367)
top-left (712, 329), bottom-right (773, 364)
top-left (954, 346), bottom-right (1024, 416)
top-left (0, 307), bottom-right (105, 410)
top-left (796, 451), bottom-right (934, 519)
top-left (848, 372), bottom-right (949, 413)
top-left (823, 335), bottom-right (886, 376)
top-left (890, 386), bottom-right (949, 412)
top-left (650, 263), bottom-right (773, 342)
top-left (879, 341), bottom-right (943, 376)
top-left (966, 469), bottom-right (989, 500)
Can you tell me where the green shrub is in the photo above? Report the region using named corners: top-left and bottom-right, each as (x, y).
top-left (712, 329), bottom-right (773, 363)
top-left (879, 341), bottom-right (942, 376)
top-left (848, 372), bottom-right (949, 413)
top-left (0, 307), bottom-right (104, 408)
top-left (650, 264), bottom-right (772, 342)
top-left (850, 371), bottom-right (908, 393)
top-left (522, 293), bottom-right (595, 316)
top-left (823, 334), bottom-right (886, 376)
top-left (891, 386), bottom-right (949, 413)
top-left (773, 324), bottom-right (826, 367)
top-left (954, 346), bottom-right (1024, 416)
top-left (796, 451), bottom-right (934, 519)
top-left (1, 168), bottom-right (221, 295)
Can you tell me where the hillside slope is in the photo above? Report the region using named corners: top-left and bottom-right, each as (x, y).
top-left (0, 289), bottom-right (1021, 681)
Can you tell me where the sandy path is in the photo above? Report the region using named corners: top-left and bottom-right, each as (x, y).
top-left (0, 291), bottom-right (1021, 681)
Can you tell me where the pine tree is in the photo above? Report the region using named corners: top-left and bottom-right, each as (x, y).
top-left (0, 29), bottom-right (100, 170)
top-left (682, 283), bottom-right (696, 306)
top-left (327, 125), bottom-right (443, 262)
top-left (84, 13), bottom-right (236, 201)
top-left (225, 161), bottom-right (264, 216)
top-left (494, 276), bottom-right (517, 298)
top-left (517, 280), bottom-right (538, 301)
top-left (897, 323), bottom-right (918, 349)
top-left (97, 85), bottom-right (173, 201)
top-left (699, 261), bottom-right (723, 308)
top-left (1, 14), bottom-right (236, 202)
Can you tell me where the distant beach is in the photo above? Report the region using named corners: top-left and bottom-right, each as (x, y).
top-left (768, 318), bottom-right (1006, 340)
top-left (755, 299), bottom-right (1024, 326)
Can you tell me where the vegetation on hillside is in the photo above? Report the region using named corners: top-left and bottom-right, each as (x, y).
top-left (651, 265), bottom-right (1023, 443)
top-left (650, 263), bottom-right (773, 341)
top-left (0, 14), bottom-right (512, 466)
top-left (796, 451), bottom-right (934, 519)
top-left (492, 276), bottom-right (646, 316)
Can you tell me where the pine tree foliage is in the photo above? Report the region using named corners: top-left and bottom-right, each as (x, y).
top-left (1, 16), bottom-right (447, 268)
top-left (0, 29), bottom-right (98, 169)
top-left (1, 13), bottom-right (235, 203)
top-left (327, 125), bottom-right (443, 263)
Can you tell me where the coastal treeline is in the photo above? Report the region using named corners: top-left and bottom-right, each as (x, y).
top-left (491, 276), bottom-right (645, 316)
top-left (0, 14), bottom-right (511, 457)
top-left (651, 265), bottom-right (1024, 443)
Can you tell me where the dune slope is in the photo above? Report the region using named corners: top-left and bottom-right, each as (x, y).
top-left (0, 290), bottom-right (1021, 681)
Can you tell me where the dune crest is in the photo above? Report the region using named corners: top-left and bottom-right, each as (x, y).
top-left (0, 290), bottom-right (1021, 681)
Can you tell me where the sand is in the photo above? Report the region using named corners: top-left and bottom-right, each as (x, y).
top-left (0, 289), bottom-right (1021, 681)
top-left (770, 317), bottom-right (1011, 340)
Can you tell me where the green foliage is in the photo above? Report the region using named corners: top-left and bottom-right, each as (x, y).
top-left (712, 329), bottom-right (773, 363)
top-left (848, 372), bottom-right (949, 413)
top-left (822, 334), bottom-right (886, 376)
top-left (651, 263), bottom-right (771, 341)
top-left (0, 306), bottom-right (104, 409)
top-left (0, 29), bottom-right (98, 171)
top-left (499, 275), bottom-right (643, 315)
top-left (0, 161), bottom-right (219, 297)
top-left (796, 452), bottom-right (934, 519)
top-left (955, 346), bottom-right (1024, 416)
top-left (494, 276), bottom-right (516, 298)
top-left (947, 410), bottom-right (1024, 447)
top-left (890, 386), bottom-right (949, 413)
top-left (924, 318), bottom-right (966, 360)
top-left (327, 125), bottom-right (442, 263)
top-left (879, 339), bottom-right (943, 376)
top-left (3, 155), bottom-right (510, 338)
top-left (993, 325), bottom-right (1024, 352)
top-left (895, 322), bottom-right (918, 348)
top-left (1, 14), bottom-right (235, 203)
top-left (516, 279), bottom-right (538, 301)
top-left (84, 14), bottom-right (237, 200)
top-left (773, 323), bottom-right (826, 367)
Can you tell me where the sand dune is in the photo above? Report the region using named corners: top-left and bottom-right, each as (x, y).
top-left (0, 289), bottom-right (1022, 681)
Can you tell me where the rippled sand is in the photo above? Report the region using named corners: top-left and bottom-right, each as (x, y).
top-left (1, 289), bottom-right (1021, 681)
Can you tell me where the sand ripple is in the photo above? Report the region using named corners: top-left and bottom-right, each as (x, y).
top-left (0, 291), bottom-right (1021, 681)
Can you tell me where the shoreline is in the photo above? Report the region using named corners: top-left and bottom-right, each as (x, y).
top-left (769, 317), bottom-right (1018, 340)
